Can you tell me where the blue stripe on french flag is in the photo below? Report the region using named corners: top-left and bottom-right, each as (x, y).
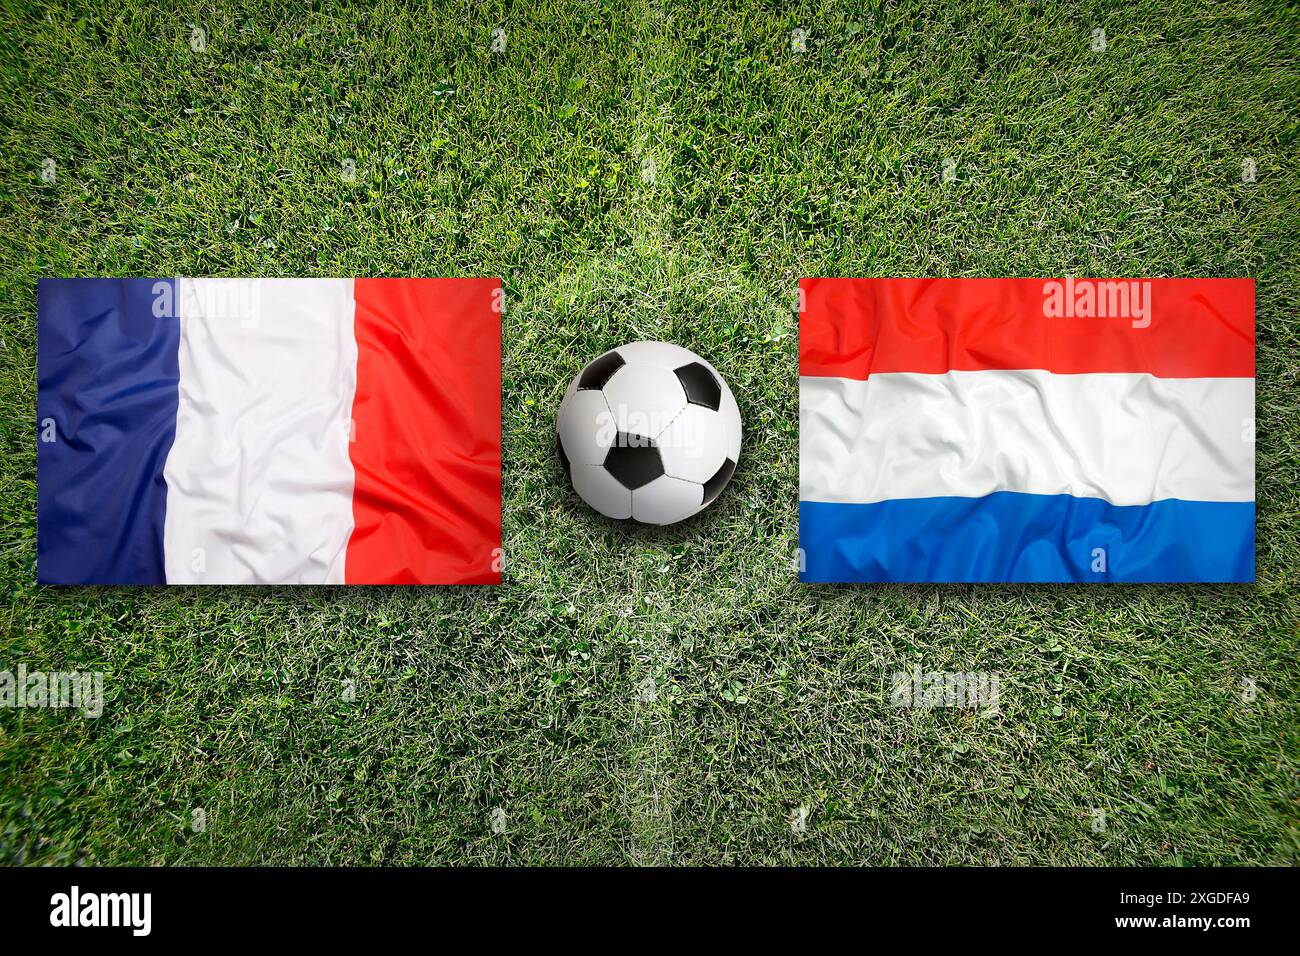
top-left (798, 278), bottom-right (1256, 584)
top-left (38, 279), bottom-right (181, 584)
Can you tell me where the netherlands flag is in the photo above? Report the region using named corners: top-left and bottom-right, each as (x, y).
top-left (38, 278), bottom-right (501, 585)
top-left (799, 278), bottom-right (1255, 583)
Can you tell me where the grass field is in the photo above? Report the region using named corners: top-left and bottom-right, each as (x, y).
top-left (1, 0), bottom-right (1297, 865)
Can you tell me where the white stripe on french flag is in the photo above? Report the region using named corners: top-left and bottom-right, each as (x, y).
top-left (164, 279), bottom-right (361, 584)
top-left (798, 278), bottom-right (1255, 583)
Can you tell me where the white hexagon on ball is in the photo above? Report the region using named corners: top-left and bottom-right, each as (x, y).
top-left (556, 342), bottom-right (741, 525)
top-left (657, 404), bottom-right (729, 484)
top-left (601, 364), bottom-right (686, 440)
top-left (558, 389), bottom-right (616, 466)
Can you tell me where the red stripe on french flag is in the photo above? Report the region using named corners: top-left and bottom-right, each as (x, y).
top-left (348, 279), bottom-right (502, 584)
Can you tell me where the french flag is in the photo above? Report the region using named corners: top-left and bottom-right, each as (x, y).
top-left (799, 278), bottom-right (1255, 583)
top-left (38, 278), bottom-right (501, 585)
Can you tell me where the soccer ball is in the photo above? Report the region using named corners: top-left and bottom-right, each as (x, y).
top-left (557, 341), bottom-right (742, 525)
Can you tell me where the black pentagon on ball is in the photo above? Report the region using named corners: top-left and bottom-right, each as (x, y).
top-left (673, 362), bottom-right (722, 410)
top-left (702, 457), bottom-right (736, 505)
top-left (603, 433), bottom-right (664, 490)
top-left (578, 350), bottom-right (626, 390)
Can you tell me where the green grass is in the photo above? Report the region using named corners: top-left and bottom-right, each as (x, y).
top-left (1, 0), bottom-right (1298, 864)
